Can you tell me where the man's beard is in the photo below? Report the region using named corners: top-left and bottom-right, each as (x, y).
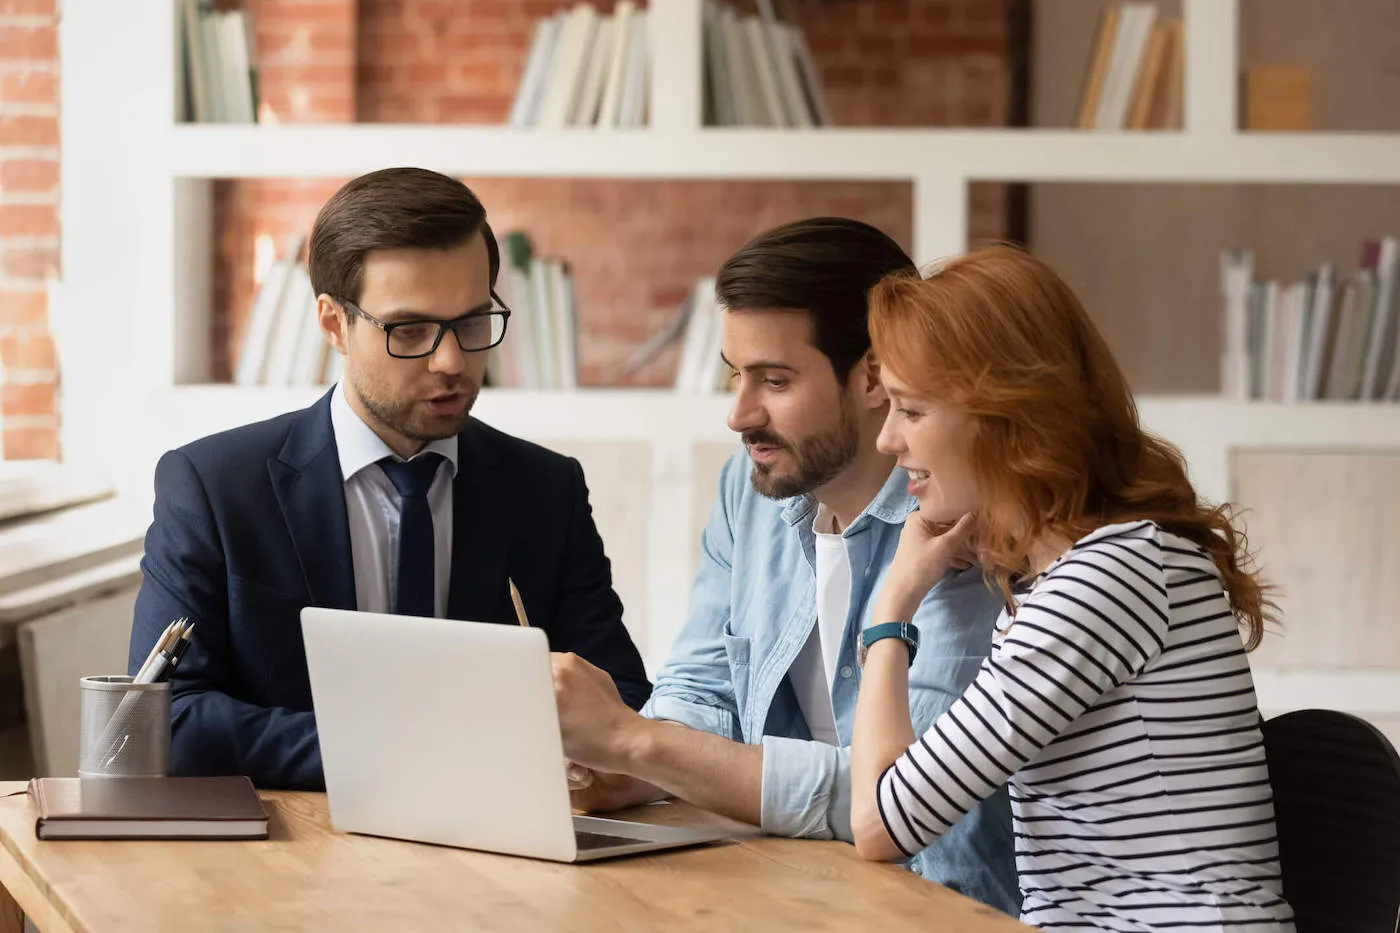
top-left (745, 404), bottom-right (860, 500)
top-left (358, 380), bottom-right (479, 443)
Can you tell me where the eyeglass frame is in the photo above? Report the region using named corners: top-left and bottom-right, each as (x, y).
top-left (332, 293), bottom-right (512, 359)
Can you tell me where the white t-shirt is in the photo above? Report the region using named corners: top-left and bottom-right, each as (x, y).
top-left (790, 505), bottom-right (853, 745)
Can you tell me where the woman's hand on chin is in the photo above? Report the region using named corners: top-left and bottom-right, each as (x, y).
top-left (875, 511), bottom-right (977, 622)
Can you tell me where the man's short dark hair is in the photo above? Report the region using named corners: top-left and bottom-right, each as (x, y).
top-left (309, 166), bottom-right (500, 304)
top-left (715, 217), bottom-right (916, 382)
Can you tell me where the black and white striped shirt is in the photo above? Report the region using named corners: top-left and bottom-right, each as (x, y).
top-left (877, 521), bottom-right (1295, 931)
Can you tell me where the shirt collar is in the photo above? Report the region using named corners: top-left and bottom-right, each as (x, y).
top-left (779, 464), bottom-right (917, 533)
top-left (330, 381), bottom-right (460, 482)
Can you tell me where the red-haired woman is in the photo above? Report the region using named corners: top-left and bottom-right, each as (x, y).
top-left (849, 245), bottom-right (1295, 930)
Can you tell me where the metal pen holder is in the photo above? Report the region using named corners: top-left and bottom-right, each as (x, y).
top-left (78, 675), bottom-right (171, 778)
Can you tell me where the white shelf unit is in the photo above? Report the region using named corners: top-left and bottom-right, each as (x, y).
top-left (60, 1), bottom-right (1400, 702)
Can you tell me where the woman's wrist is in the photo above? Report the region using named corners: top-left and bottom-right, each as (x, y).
top-left (872, 589), bottom-right (920, 627)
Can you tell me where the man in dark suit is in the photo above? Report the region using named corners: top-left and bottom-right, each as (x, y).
top-left (129, 167), bottom-right (651, 789)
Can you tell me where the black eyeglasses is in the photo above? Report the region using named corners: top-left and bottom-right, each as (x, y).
top-left (336, 297), bottom-right (511, 359)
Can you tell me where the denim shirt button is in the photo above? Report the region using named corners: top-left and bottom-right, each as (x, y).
top-left (909, 861), bottom-right (923, 876)
top-left (839, 665), bottom-right (853, 679)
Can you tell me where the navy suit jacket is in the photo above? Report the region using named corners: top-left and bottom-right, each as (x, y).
top-left (129, 391), bottom-right (651, 789)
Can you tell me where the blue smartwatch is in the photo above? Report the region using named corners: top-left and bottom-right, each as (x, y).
top-left (858, 621), bottom-right (920, 667)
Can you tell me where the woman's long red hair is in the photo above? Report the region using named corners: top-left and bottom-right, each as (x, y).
top-left (869, 244), bottom-right (1273, 649)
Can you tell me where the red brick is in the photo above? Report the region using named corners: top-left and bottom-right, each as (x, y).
top-left (250, 2), bottom-right (355, 29)
top-left (0, 0), bottom-right (56, 13)
top-left (917, 1), bottom-right (954, 27)
top-left (803, 31), bottom-right (849, 57)
top-left (0, 290), bottom-right (48, 327)
top-left (0, 114), bottom-right (56, 146)
top-left (0, 331), bottom-right (55, 369)
top-left (0, 69), bottom-right (55, 106)
top-left (2, 380), bottom-right (54, 416)
top-left (823, 65), bottom-right (866, 88)
top-left (907, 33), bottom-right (1005, 57)
top-left (436, 95), bottom-right (505, 123)
top-left (857, 34), bottom-right (901, 57)
top-left (520, 1), bottom-right (571, 19)
top-left (0, 158), bottom-right (57, 192)
top-left (258, 63), bottom-right (353, 88)
top-left (0, 24), bottom-right (55, 61)
top-left (405, 62), bottom-right (447, 85)
top-left (447, 60), bottom-right (506, 87)
top-left (0, 246), bottom-right (57, 279)
top-left (965, 0), bottom-right (1005, 27)
top-left (2, 425), bottom-right (59, 461)
top-left (0, 202), bottom-right (55, 236)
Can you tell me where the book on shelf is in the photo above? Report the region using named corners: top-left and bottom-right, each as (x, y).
top-left (509, 2), bottom-right (651, 129)
top-left (233, 234), bottom-right (339, 389)
top-left (484, 231), bottom-right (580, 390)
top-left (178, 0), bottom-right (259, 124)
top-left (607, 277), bottom-right (730, 394)
top-left (1074, 3), bottom-right (1181, 130)
top-left (1220, 235), bottom-right (1400, 403)
top-left (703, 0), bottom-right (830, 127)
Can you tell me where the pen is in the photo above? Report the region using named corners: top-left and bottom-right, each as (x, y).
top-left (508, 578), bottom-right (530, 627)
top-left (145, 622), bottom-right (196, 685)
top-left (135, 617), bottom-right (183, 682)
top-left (134, 618), bottom-right (190, 684)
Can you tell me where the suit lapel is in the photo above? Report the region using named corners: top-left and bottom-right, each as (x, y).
top-left (270, 392), bottom-right (357, 611)
top-left (447, 419), bottom-right (510, 622)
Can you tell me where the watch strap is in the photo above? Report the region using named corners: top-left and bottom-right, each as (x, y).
top-left (859, 621), bottom-right (919, 667)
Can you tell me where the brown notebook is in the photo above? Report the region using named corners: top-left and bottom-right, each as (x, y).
top-left (30, 776), bottom-right (269, 840)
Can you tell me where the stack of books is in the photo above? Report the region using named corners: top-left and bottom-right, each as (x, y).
top-left (233, 235), bottom-right (340, 388)
top-left (671, 277), bottom-right (729, 392)
top-left (1074, 2), bottom-right (1182, 130)
top-left (1220, 236), bottom-right (1400, 402)
top-left (177, 0), bottom-right (259, 123)
top-left (509, 2), bottom-right (651, 129)
top-left (607, 278), bottom-right (729, 393)
top-left (485, 231), bottom-right (580, 390)
top-left (702, 0), bottom-right (830, 127)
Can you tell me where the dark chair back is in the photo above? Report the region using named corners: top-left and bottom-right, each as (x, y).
top-left (1262, 709), bottom-right (1400, 933)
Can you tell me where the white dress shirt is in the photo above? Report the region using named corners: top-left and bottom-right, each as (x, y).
top-left (329, 382), bottom-right (458, 617)
top-left (788, 504), bottom-right (852, 745)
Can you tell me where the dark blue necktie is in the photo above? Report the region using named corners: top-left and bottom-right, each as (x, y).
top-left (378, 453), bottom-right (443, 617)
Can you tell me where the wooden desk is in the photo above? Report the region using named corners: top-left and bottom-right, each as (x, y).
top-left (0, 781), bottom-right (1027, 931)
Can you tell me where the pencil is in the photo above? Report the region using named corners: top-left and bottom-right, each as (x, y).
top-left (508, 578), bottom-right (530, 627)
top-left (136, 617), bottom-right (180, 681)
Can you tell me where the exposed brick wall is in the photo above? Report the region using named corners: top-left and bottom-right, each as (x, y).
top-left (214, 0), bottom-right (1016, 388)
top-left (0, 0), bottom-right (60, 459)
top-left (217, 176), bottom-right (913, 386)
top-left (798, 0), bottom-right (1011, 127)
top-left (240, 0), bottom-right (357, 123)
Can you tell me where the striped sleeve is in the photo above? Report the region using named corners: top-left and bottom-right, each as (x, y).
top-left (876, 525), bottom-right (1172, 856)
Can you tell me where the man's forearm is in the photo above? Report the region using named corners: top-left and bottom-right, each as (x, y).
top-left (171, 691), bottom-right (322, 789)
top-left (620, 719), bottom-right (763, 826)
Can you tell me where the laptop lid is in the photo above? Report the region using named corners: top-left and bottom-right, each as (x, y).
top-left (301, 608), bottom-right (579, 861)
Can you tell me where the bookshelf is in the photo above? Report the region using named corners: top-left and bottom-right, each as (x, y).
top-left (59, 0), bottom-right (1400, 704)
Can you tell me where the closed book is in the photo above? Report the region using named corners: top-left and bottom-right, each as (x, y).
top-left (30, 776), bottom-right (268, 840)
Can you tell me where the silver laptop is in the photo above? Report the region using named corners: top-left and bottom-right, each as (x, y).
top-left (300, 607), bottom-right (729, 862)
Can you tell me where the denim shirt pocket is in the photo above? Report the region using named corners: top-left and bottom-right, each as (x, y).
top-left (721, 620), bottom-right (753, 738)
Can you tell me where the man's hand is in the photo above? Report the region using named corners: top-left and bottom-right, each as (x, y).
top-left (551, 651), bottom-right (643, 772)
top-left (569, 768), bottom-right (668, 813)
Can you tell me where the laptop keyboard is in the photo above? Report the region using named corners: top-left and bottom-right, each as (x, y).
top-left (575, 829), bottom-right (647, 850)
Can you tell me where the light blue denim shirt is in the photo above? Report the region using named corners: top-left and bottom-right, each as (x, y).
top-left (643, 450), bottom-right (1020, 916)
